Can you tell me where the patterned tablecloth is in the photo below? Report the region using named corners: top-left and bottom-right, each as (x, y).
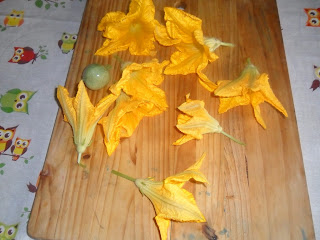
top-left (0, 0), bottom-right (319, 239)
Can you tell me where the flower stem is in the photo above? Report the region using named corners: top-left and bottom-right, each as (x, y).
top-left (111, 170), bottom-right (136, 182)
top-left (204, 37), bottom-right (234, 52)
top-left (220, 42), bottom-right (235, 48)
top-left (113, 55), bottom-right (124, 63)
top-left (221, 131), bottom-right (245, 146)
top-left (77, 152), bottom-right (82, 165)
top-left (77, 152), bottom-right (87, 168)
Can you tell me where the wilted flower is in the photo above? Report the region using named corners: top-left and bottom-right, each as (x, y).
top-left (155, 7), bottom-right (234, 92)
top-left (109, 59), bottom-right (169, 116)
top-left (99, 59), bottom-right (169, 155)
top-left (111, 153), bottom-right (208, 240)
top-left (214, 59), bottom-right (288, 129)
top-left (95, 0), bottom-right (158, 56)
top-left (174, 94), bottom-right (245, 145)
top-left (99, 92), bottom-right (145, 156)
top-left (57, 80), bottom-right (117, 165)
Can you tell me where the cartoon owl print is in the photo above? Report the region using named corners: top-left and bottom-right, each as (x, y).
top-left (304, 8), bottom-right (320, 27)
top-left (8, 47), bottom-right (38, 64)
top-left (11, 137), bottom-right (31, 161)
top-left (310, 65), bottom-right (320, 91)
top-left (0, 222), bottom-right (19, 240)
top-left (58, 32), bottom-right (77, 54)
top-left (0, 89), bottom-right (36, 114)
top-left (3, 9), bottom-right (24, 27)
top-left (0, 125), bottom-right (18, 155)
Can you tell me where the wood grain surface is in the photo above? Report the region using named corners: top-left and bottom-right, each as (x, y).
top-left (28, 0), bottom-right (315, 239)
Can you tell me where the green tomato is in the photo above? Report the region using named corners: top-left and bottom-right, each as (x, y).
top-left (82, 64), bottom-right (111, 90)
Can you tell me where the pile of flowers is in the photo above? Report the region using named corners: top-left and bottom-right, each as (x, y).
top-left (56, 0), bottom-right (288, 239)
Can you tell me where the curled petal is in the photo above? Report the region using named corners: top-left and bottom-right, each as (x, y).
top-left (100, 60), bottom-right (168, 155)
top-left (164, 42), bottom-right (206, 75)
top-left (95, 0), bottom-right (158, 56)
top-left (154, 21), bottom-right (181, 46)
top-left (110, 60), bottom-right (169, 115)
top-left (95, 39), bottom-right (130, 56)
top-left (197, 62), bottom-right (217, 92)
top-left (252, 74), bottom-right (288, 117)
top-left (112, 154), bottom-right (208, 240)
top-left (251, 95), bottom-right (267, 129)
top-left (214, 59), bottom-right (288, 128)
top-left (154, 216), bottom-right (170, 240)
top-left (57, 86), bottom-right (77, 131)
top-left (173, 134), bottom-right (195, 146)
top-left (174, 94), bottom-right (243, 145)
top-left (165, 153), bottom-right (208, 187)
top-left (218, 94), bottom-right (250, 114)
top-left (57, 81), bottom-right (116, 164)
top-left (164, 7), bottom-right (202, 43)
top-left (99, 93), bottom-right (145, 155)
top-left (97, 11), bottom-right (126, 32)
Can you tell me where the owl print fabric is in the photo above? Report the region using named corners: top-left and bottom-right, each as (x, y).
top-left (310, 65), bottom-right (320, 91)
top-left (58, 32), bottom-right (78, 54)
top-left (0, 0), bottom-right (86, 239)
top-left (304, 8), bottom-right (320, 27)
top-left (0, 89), bottom-right (36, 113)
top-left (3, 9), bottom-right (24, 28)
top-left (276, 0), bottom-right (320, 236)
top-left (8, 47), bottom-right (37, 64)
top-left (0, 222), bottom-right (19, 240)
top-left (8, 46), bottom-right (49, 64)
top-left (0, 125), bottom-right (17, 155)
top-left (0, 0), bottom-right (319, 239)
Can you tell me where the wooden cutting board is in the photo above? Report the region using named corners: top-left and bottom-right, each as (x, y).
top-left (28, 0), bottom-right (315, 239)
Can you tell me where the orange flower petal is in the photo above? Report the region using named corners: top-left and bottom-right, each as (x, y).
top-left (96, 0), bottom-right (157, 56)
top-left (214, 59), bottom-right (288, 128)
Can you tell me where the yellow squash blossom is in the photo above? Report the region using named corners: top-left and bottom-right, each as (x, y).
top-left (99, 92), bottom-right (146, 156)
top-left (214, 59), bottom-right (288, 129)
top-left (155, 7), bottom-right (234, 92)
top-left (174, 94), bottom-right (245, 145)
top-left (99, 60), bottom-right (169, 155)
top-left (111, 153), bottom-right (208, 240)
top-left (57, 80), bottom-right (117, 165)
top-left (95, 0), bottom-right (158, 56)
top-left (109, 59), bottom-right (169, 116)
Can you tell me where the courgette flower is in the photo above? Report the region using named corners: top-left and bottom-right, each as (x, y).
top-left (57, 80), bottom-right (117, 165)
top-left (155, 7), bottom-right (234, 92)
top-left (111, 153), bottom-right (208, 240)
top-left (99, 59), bottom-right (169, 155)
top-left (95, 0), bottom-right (158, 56)
top-left (99, 91), bottom-right (145, 156)
top-left (214, 59), bottom-right (288, 129)
top-left (174, 94), bottom-right (245, 145)
top-left (109, 59), bottom-right (169, 116)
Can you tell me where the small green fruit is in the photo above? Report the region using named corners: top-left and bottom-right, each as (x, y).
top-left (82, 64), bottom-right (111, 90)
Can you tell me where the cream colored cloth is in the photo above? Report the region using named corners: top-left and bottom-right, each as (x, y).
top-left (277, 0), bottom-right (320, 238)
top-left (0, 0), bottom-right (319, 239)
top-left (0, 0), bottom-right (86, 239)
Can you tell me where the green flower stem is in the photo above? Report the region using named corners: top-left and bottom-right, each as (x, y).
top-left (111, 170), bottom-right (136, 182)
top-left (221, 131), bottom-right (245, 146)
top-left (77, 152), bottom-right (87, 168)
top-left (104, 64), bottom-right (112, 71)
top-left (113, 55), bottom-right (132, 71)
top-left (204, 37), bottom-right (234, 52)
top-left (113, 55), bottom-right (124, 63)
top-left (77, 152), bottom-right (82, 165)
top-left (220, 42), bottom-right (235, 48)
